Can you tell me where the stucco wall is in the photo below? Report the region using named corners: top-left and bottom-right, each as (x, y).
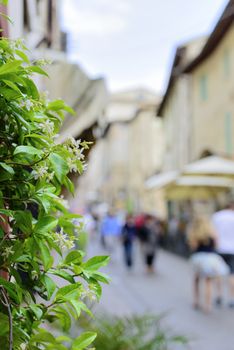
top-left (191, 24), bottom-right (234, 159)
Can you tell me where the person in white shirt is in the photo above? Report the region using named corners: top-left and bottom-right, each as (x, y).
top-left (212, 202), bottom-right (234, 307)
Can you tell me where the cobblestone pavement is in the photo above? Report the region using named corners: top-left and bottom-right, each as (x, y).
top-left (89, 239), bottom-right (234, 350)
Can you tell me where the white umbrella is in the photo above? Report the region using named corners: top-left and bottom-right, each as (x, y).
top-left (165, 175), bottom-right (234, 200)
top-left (145, 171), bottom-right (179, 190)
top-left (183, 156), bottom-right (234, 176)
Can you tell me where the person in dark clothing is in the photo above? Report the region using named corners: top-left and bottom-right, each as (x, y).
top-left (121, 215), bottom-right (136, 268)
top-left (141, 215), bottom-right (159, 273)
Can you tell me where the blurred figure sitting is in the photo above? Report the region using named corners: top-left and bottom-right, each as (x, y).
top-left (121, 214), bottom-right (136, 269)
top-left (188, 216), bottom-right (229, 313)
top-left (100, 211), bottom-right (121, 258)
top-left (212, 202), bottom-right (234, 307)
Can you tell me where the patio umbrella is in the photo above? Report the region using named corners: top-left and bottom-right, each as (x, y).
top-left (165, 175), bottom-right (234, 200)
top-left (183, 156), bottom-right (234, 177)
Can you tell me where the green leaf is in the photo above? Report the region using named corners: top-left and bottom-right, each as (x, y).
top-left (89, 280), bottom-right (102, 301)
top-left (82, 256), bottom-right (110, 272)
top-left (0, 227), bottom-right (4, 239)
top-left (27, 65), bottom-right (49, 77)
top-left (69, 299), bottom-right (93, 318)
top-left (56, 335), bottom-right (71, 343)
top-left (72, 332), bottom-right (97, 350)
top-left (3, 79), bottom-right (23, 94)
top-left (63, 176), bottom-right (75, 194)
top-left (91, 271), bottom-right (110, 284)
top-left (13, 145), bottom-right (42, 156)
top-left (54, 306), bottom-right (71, 332)
top-left (0, 60), bottom-right (22, 75)
top-left (38, 240), bottom-right (53, 271)
top-left (47, 99), bottom-right (75, 115)
top-left (0, 162), bottom-right (14, 174)
top-left (41, 275), bottom-right (56, 299)
top-left (23, 77), bottom-right (40, 100)
top-left (0, 313), bottom-right (9, 336)
top-left (29, 305), bottom-right (43, 320)
top-left (64, 250), bottom-right (84, 265)
top-left (48, 269), bottom-right (75, 284)
top-left (34, 216), bottom-right (58, 233)
top-left (0, 86), bottom-right (22, 100)
top-left (0, 278), bottom-right (22, 304)
top-left (49, 153), bottom-right (69, 182)
top-left (15, 49), bottom-right (30, 63)
top-left (31, 329), bottom-right (56, 344)
top-left (14, 210), bottom-right (32, 235)
top-left (55, 283), bottom-right (82, 302)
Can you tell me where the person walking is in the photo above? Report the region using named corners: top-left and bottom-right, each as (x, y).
top-left (188, 216), bottom-right (229, 313)
top-left (100, 211), bottom-right (121, 259)
top-left (212, 202), bottom-right (234, 307)
top-left (141, 215), bottom-right (159, 274)
top-left (121, 214), bottom-right (136, 269)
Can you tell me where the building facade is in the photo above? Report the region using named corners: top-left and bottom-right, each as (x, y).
top-left (76, 88), bottom-right (164, 215)
top-left (185, 1), bottom-right (234, 160)
top-left (158, 37), bottom-right (206, 171)
top-left (158, 0), bottom-right (234, 173)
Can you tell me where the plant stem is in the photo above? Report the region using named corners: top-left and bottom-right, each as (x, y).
top-left (0, 286), bottom-right (13, 350)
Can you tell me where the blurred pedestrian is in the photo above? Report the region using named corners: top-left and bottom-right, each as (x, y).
top-left (121, 214), bottom-right (136, 269)
top-left (100, 211), bottom-right (121, 259)
top-left (167, 215), bottom-right (178, 250)
top-left (212, 202), bottom-right (234, 307)
top-left (188, 216), bottom-right (229, 313)
top-left (141, 215), bottom-right (159, 274)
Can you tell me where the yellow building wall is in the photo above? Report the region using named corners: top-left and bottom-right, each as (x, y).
top-left (191, 24), bottom-right (234, 159)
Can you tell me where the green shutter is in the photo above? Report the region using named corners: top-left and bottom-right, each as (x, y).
top-left (199, 75), bottom-right (208, 101)
top-left (225, 112), bottom-right (233, 155)
top-left (223, 49), bottom-right (230, 77)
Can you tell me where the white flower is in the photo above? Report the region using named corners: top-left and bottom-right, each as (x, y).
top-left (25, 100), bottom-right (33, 110)
top-left (39, 120), bottom-right (54, 134)
top-left (20, 99), bottom-right (33, 111)
top-left (33, 165), bottom-right (48, 180)
top-left (46, 171), bottom-right (54, 182)
top-left (2, 246), bottom-right (14, 259)
top-left (36, 59), bottom-right (52, 66)
top-left (67, 158), bottom-right (78, 173)
top-left (53, 229), bottom-right (75, 250)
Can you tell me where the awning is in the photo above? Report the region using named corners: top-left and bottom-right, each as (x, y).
top-left (176, 175), bottom-right (234, 187)
top-left (165, 175), bottom-right (234, 200)
top-left (183, 156), bottom-right (234, 176)
top-left (145, 171), bottom-right (179, 190)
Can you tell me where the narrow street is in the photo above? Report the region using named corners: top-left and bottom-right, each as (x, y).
top-left (89, 240), bottom-right (234, 350)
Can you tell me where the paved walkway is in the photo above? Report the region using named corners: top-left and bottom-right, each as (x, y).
top-left (89, 240), bottom-right (234, 350)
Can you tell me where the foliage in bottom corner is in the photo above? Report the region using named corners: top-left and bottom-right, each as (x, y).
top-left (0, 34), bottom-right (110, 349)
top-left (81, 314), bottom-right (189, 350)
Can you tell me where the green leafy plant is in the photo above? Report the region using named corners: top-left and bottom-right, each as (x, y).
top-left (0, 30), bottom-right (110, 350)
top-left (81, 314), bottom-right (188, 350)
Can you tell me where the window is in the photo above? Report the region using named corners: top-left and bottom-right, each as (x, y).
top-left (223, 49), bottom-right (231, 77)
top-left (199, 74), bottom-right (208, 101)
top-left (225, 112), bottom-right (233, 155)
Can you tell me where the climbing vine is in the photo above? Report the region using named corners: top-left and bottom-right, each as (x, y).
top-left (0, 11), bottom-right (109, 350)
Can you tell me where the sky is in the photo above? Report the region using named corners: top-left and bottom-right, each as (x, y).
top-left (61, 0), bottom-right (228, 94)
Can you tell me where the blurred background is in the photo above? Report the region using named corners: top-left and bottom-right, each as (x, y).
top-left (2, 0), bottom-right (234, 349)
